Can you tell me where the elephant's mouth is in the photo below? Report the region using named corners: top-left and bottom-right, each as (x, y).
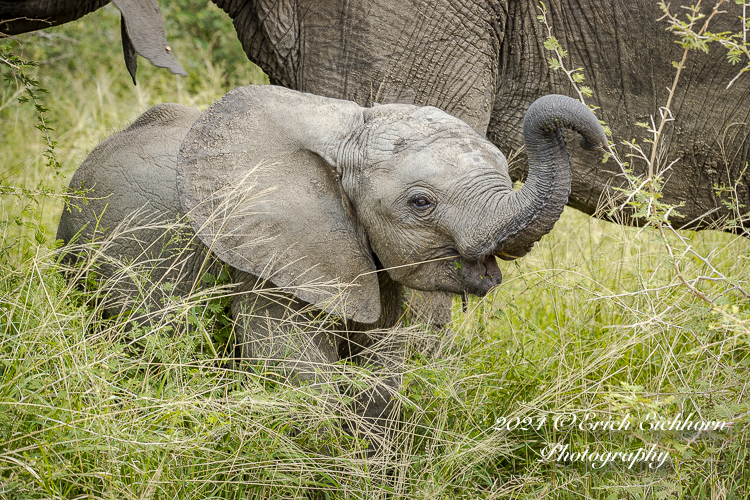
top-left (458, 254), bottom-right (503, 297)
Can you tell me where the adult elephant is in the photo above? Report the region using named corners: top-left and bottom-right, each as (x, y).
top-left (0, 0), bottom-right (186, 83)
top-left (4, 1), bottom-right (748, 231)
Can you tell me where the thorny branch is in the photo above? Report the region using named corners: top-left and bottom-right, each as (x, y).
top-left (539, 0), bottom-right (749, 311)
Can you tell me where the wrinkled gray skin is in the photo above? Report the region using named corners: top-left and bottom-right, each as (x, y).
top-left (214, 0), bottom-right (750, 236)
top-left (57, 85), bottom-right (607, 448)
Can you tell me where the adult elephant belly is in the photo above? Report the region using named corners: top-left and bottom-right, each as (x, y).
top-left (490, 0), bottom-right (750, 233)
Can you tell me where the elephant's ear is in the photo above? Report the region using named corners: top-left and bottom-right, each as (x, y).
top-left (111, 0), bottom-right (187, 83)
top-left (177, 86), bottom-right (381, 324)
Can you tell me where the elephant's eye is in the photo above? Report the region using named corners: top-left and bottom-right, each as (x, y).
top-left (410, 197), bottom-right (435, 210)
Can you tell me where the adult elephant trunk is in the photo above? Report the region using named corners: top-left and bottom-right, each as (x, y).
top-left (493, 95), bottom-right (608, 260)
top-left (0, 0), bottom-right (109, 35)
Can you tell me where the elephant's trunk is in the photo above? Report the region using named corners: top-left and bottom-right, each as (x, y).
top-left (1, 0), bottom-right (110, 35)
top-left (492, 95), bottom-right (608, 259)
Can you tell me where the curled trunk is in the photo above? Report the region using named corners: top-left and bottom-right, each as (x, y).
top-left (495, 95), bottom-right (608, 259)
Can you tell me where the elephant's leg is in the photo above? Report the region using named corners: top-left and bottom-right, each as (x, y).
top-left (339, 330), bottom-right (406, 453)
top-left (231, 271), bottom-right (356, 454)
top-left (230, 271), bottom-right (342, 385)
top-left (231, 270), bottom-right (406, 454)
top-left (63, 216), bottom-right (215, 330)
top-left (403, 288), bottom-right (453, 326)
top-left (402, 288), bottom-right (455, 357)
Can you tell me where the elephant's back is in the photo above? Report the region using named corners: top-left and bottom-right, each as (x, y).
top-left (56, 103), bottom-right (215, 319)
top-left (57, 103), bottom-right (200, 245)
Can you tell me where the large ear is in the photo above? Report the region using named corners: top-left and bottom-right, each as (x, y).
top-left (177, 85), bottom-right (381, 323)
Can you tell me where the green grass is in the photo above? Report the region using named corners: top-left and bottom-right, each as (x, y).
top-left (2, 6), bottom-right (750, 499)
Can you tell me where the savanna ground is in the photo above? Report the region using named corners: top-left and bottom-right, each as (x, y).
top-left (1, 2), bottom-right (749, 498)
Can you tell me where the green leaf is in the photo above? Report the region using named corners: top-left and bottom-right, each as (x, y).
top-left (543, 37), bottom-right (560, 52)
top-left (547, 58), bottom-right (562, 71)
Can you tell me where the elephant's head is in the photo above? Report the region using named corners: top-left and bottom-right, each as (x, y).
top-left (177, 85), bottom-right (607, 324)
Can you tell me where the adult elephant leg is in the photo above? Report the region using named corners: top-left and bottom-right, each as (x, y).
top-left (490, 0), bottom-right (750, 234)
top-left (211, 0), bottom-right (505, 130)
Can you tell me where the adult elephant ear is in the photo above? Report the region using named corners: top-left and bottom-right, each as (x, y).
top-left (111, 0), bottom-right (187, 83)
top-left (177, 85), bottom-right (381, 324)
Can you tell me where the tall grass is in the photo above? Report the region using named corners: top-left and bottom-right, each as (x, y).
top-left (2, 2), bottom-right (750, 499)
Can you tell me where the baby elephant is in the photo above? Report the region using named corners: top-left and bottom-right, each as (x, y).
top-left (57, 85), bottom-right (606, 450)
